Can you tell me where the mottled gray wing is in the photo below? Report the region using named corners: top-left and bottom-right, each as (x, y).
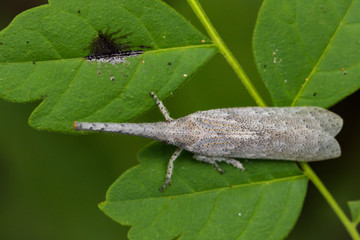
top-left (184, 107), bottom-right (342, 161)
top-left (198, 107), bottom-right (343, 136)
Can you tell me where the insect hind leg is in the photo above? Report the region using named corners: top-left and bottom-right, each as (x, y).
top-left (193, 154), bottom-right (245, 172)
top-left (193, 154), bottom-right (224, 174)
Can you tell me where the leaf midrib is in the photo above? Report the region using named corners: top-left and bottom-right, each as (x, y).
top-left (0, 44), bottom-right (216, 65)
top-left (105, 174), bottom-right (306, 203)
top-left (290, 0), bottom-right (354, 106)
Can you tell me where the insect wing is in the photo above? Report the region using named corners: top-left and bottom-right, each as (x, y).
top-left (187, 107), bottom-right (342, 161)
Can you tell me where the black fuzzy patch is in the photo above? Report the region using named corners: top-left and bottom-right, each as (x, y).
top-left (85, 30), bottom-right (149, 60)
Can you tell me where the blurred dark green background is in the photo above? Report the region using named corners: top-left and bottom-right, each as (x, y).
top-left (0, 1), bottom-right (359, 239)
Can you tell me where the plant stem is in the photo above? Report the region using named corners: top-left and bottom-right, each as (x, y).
top-left (187, 0), bottom-right (360, 239)
top-left (186, 0), bottom-right (266, 107)
top-left (299, 162), bottom-right (360, 240)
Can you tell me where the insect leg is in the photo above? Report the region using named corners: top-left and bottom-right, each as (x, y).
top-left (150, 92), bottom-right (173, 122)
top-left (193, 154), bottom-right (225, 174)
top-left (160, 148), bottom-right (183, 192)
top-left (194, 155), bottom-right (245, 172)
top-left (219, 158), bottom-right (245, 171)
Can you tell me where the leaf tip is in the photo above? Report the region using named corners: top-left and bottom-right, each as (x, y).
top-left (98, 201), bottom-right (105, 212)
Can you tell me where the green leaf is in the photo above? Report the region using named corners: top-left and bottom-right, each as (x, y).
top-left (348, 200), bottom-right (360, 226)
top-left (0, 0), bottom-right (216, 132)
top-left (253, 0), bottom-right (360, 107)
top-left (100, 142), bottom-right (308, 240)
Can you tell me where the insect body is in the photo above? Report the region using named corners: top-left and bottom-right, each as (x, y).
top-left (74, 93), bottom-right (343, 191)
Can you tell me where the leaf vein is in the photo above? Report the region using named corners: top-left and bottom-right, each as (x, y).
top-left (113, 2), bottom-right (160, 49)
top-left (193, 191), bottom-right (224, 239)
top-left (105, 175), bottom-right (306, 203)
top-left (157, 49), bottom-right (187, 95)
top-left (263, 180), bottom-right (295, 239)
top-left (291, 0), bottom-right (355, 106)
top-left (234, 185), bottom-right (268, 239)
top-left (78, 56), bottom-right (144, 120)
top-left (41, 61), bottom-right (84, 118)
top-left (6, 63), bottom-right (38, 93)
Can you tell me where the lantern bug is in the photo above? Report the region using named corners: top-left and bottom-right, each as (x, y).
top-left (74, 92), bottom-right (343, 191)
